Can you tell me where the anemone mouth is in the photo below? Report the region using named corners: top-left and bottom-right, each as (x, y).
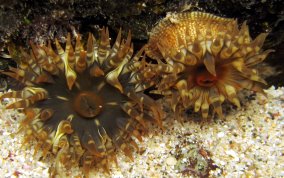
top-left (194, 66), bottom-right (218, 88)
top-left (196, 76), bottom-right (217, 87)
top-left (73, 91), bottom-right (103, 118)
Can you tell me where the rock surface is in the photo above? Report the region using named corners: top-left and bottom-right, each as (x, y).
top-left (0, 0), bottom-right (283, 86)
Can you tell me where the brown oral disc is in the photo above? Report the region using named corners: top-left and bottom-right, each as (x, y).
top-left (73, 91), bottom-right (103, 118)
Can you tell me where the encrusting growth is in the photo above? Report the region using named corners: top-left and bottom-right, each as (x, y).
top-left (145, 11), bottom-right (274, 119)
top-left (0, 27), bottom-right (163, 176)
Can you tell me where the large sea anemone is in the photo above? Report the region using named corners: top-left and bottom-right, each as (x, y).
top-left (0, 27), bottom-right (163, 176)
top-left (146, 12), bottom-right (274, 119)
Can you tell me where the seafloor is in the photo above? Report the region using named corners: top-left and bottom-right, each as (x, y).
top-left (0, 86), bottom-right (283, 177)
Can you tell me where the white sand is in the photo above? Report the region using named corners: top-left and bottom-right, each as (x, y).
top-left (0, 86), bottom-right (283, 178)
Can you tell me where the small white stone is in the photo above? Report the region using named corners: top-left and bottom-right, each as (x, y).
top-left (165, 156), bottom-right (177, 166)
top-left (226, 150), bottom-right (239, 161)
top-left (217, 132), bottom-right (225, 138)
top-left (1, 149), bottom-right (9, 159)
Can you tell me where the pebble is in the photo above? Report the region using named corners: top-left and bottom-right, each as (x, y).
top-left (165, 156), bottom-right (177, 166)
top-left (217, 132), bottom-right (225, 138)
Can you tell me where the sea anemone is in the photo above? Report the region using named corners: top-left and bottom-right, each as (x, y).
top-left (145, 12), bottom-right (274, 119)
top-left (0, 27), bottom-right (163, 176)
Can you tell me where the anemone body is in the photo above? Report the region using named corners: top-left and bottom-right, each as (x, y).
top-left (145, 12), bottom-right (274, 119)
top-left (0, 28), bottom-right (163, 176)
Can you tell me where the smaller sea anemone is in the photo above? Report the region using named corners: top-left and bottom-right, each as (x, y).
top-left (0, 27), bottom-right (163, 176)
top-left (145, 12), bottom-right (274, 119)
